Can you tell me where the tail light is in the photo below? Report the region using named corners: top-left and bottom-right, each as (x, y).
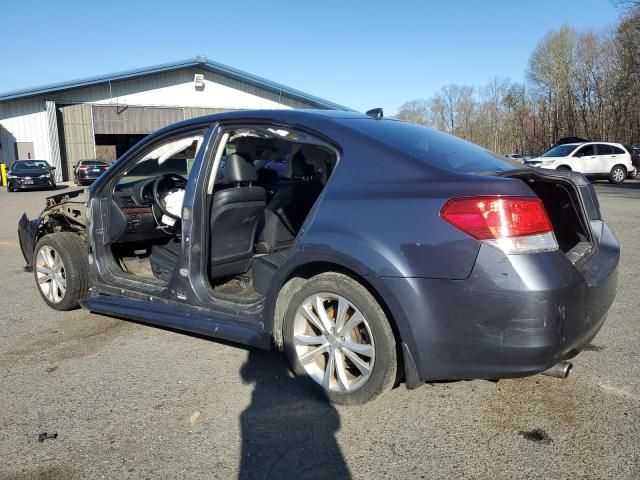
top-left (440, 196), bottom-right (558, 254)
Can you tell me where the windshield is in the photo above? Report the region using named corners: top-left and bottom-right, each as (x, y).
top-left (116, 134), bottom-right (203, 188)
top-left (541, 145), bottom-right (577, 158)
top-left (12, 161), bottom-right (49, 171)
top-left (343, 119), bottom-right (520, 173)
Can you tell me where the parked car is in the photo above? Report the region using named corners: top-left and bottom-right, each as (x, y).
top-left (6, 160), bottom-right (56, 191)
top-left (505, 153), bottom-right (531, 164)
top-left (17, 110), bottom-right (619, 404)
top-left (526, 142), bottom-right (636, 184)
top-left (625, 145), bottom-right (640, 174)
top-left (73, 160), bottom-right (110, 186)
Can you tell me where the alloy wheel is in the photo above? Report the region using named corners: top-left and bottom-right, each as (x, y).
top-left (293, 293), bottom-right (375, 392)
top-left (613, 167), bottom-right (625, 182)
top-left (35, 245), bottom-right (66, 304)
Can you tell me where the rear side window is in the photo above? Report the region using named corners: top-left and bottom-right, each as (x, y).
top-left (596, 144), bottom-right (614, 155)
top-left (574, 145), bottom-right (595, 157)
top-left (611, 145), bottom-right (626, 155)
top-left (343, 119), bottom-right (519, 173)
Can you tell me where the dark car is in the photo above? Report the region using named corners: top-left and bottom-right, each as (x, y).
top-left (7, 160), bottom-right (56, 191)
top-left (625, 145), bottom-right (640, 175)
top-left (17, 110), bottom-right (619, 404)
top-left (73, 160), bottom-right (110, 186)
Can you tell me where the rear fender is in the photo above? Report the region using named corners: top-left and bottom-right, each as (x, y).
top-left (266, 231), bottom-right (424, 368)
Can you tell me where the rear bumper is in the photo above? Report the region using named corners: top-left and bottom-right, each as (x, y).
top-left (384, 221), bottom-right (619, 382)
top-left (76, 172), bottom-right (103, 184)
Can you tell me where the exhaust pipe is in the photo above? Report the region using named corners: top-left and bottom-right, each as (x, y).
top-left (541, 361), bottom-right (572, 379)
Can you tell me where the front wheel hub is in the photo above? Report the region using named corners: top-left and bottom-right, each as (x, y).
top-left (35, 245), bottom-right (66, 303)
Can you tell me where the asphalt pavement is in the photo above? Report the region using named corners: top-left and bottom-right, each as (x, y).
top-left (0, 181), bottom-right (638, 479)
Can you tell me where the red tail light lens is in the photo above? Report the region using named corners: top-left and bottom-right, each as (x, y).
top-left (440, 196), bottom-right (553, 240)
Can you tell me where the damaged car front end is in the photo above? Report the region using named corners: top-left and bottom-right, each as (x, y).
top-left (18, 189), bottom-right (88, 271)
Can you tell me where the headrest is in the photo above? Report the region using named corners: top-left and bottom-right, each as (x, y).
top-left (225, 153), bottom-right (257, 183)
top-left (291, 151), bottom-right (315, 178)
top-left (257, 167), bottom-right (278, 184)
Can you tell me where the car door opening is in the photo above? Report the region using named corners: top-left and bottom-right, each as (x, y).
top-left (203, 126), bottom-right (339, 298)
top-left (107, 132), bottom-right (205, 283)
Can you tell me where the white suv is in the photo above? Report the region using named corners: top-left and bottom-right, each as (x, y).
top-left (527, 142), bottom-right (636, 184)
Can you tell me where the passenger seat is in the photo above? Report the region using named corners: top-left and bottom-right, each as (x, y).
top-left (257, 152), bottom-right (323, 253)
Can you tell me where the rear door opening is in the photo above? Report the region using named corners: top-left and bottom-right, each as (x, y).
top-left (202, 125), bottom-right (340, 301)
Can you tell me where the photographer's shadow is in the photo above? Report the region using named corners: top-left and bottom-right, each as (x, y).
top-left (239, 349), bottom-right (351, 480)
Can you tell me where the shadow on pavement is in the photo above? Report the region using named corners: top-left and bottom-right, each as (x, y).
top-left (239, 349), bottom-right (351, 480)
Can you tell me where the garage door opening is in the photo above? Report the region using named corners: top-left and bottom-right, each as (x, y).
top-left (95, 134), bottom-right (147, 161)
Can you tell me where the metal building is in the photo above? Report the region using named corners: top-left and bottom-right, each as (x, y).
top-left (0, 56), bottom-right (349, 181)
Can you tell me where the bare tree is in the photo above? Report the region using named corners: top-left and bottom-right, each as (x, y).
top-left (396, 8), bottom-right (640, 155)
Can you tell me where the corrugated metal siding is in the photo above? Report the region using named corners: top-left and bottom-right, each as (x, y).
top-left (0, 66), bottom-right (321, 169)
top-left (0, 99), bottom-right (51, 168)
top-left (182, 107), bottom-right (231, 120)
top-left (45, 101), bottom-right (63, 181)
top-left (92, 105), bottom-right (184, 135)
top-left (45, 69), bottom-right (311, 110)
top-left (206, 71), bottom-right (313, 109)
top-left (58, 104), bottom-right (95, 180)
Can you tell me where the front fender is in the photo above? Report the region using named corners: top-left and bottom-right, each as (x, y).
top-left (18, 213), bottom-right (42, 271)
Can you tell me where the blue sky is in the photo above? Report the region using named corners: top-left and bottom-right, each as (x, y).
top-left (0, 0), bottom-right (622, 113)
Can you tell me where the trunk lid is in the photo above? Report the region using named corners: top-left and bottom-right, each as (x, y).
top-left (498, 168), bottom-right (599, 265)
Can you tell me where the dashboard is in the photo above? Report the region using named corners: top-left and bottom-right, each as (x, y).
top-left (110, 178), bottom-right (171, 243)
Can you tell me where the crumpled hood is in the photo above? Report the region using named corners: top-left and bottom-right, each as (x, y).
top-left (44, 188), bottom-right (87, 209)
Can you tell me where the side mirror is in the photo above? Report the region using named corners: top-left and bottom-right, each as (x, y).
top-left (50, 166), bottom-right (56, 170)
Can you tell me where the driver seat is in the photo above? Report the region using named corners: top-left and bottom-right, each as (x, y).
top-left (149, 153), bottom-right (265, 283)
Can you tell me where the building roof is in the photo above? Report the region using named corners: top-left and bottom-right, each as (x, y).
top-left (0, 56), bottom-right (352, 111)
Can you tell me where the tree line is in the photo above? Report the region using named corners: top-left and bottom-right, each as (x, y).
top-left (396, 6), bottom-right (640, 156)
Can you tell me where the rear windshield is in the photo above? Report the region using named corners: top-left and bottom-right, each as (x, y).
top-left (541, 145), bottom-right (576, 157)
top-left (12, 161), bottom-right (49, 170)
top-left (80, 160), bottom-right (108, 166)
top-left (343, 119), bottom-right (519, 173)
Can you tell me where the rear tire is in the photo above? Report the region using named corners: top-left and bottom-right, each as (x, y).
top-left (33, 233), bottom-right (89, 311)
top-left (609, 165), bottom-right (626, 184)
top-left (556, 165), bottom-right (571, 171)
top-left (283, 272), bottom-right (397, 405)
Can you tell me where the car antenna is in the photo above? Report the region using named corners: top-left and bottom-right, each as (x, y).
top-left (365, 108), bottom-right (384, 120)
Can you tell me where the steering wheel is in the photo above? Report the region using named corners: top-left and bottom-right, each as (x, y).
top-left (152, 173), bottom-right (187, 221)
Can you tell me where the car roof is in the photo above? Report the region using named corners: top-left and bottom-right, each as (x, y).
top-left (160, 108), bottom-right (372, 129)
top-left (561, 141), bottom-right (626, 147)
top-left (137, 109), bottom-right (382, 147)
